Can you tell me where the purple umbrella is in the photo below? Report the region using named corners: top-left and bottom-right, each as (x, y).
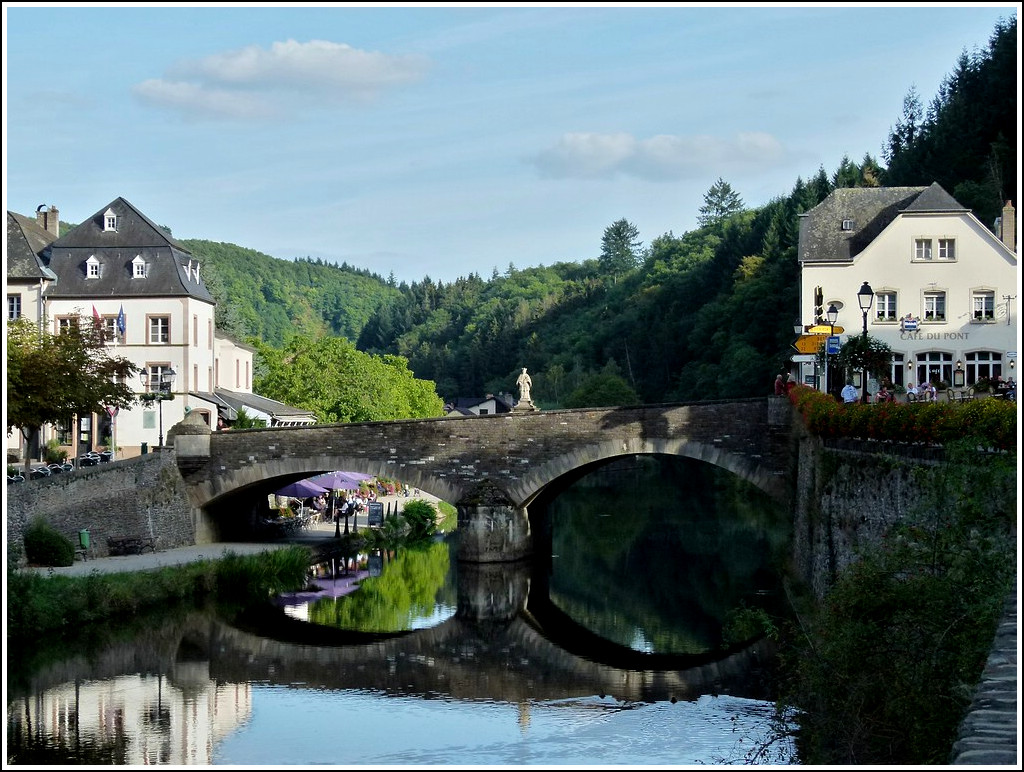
top-left (275, 478), bottom-right (329, 498)
top-left (311, 470), bottom-right (374, 491)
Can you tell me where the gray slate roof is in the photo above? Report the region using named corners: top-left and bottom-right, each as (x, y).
top-left (212, 388), bottom-right (318, 424)
top-left (798, 182), bottom-right (966, 264)
top-left (42, 197), bottom-right (214, 302)
top-left (6, 211), bottom-right (58, 281)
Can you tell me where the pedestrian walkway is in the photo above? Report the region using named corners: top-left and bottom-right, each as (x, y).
top-left (22, 491), bottom-right (434, 577)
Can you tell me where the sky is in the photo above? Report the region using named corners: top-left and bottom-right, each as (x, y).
top-left (3, 3), bottom-right (1019, 285)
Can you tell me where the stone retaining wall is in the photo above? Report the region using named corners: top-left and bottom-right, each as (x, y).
top-left (6, 452), bottom-right (195, 562)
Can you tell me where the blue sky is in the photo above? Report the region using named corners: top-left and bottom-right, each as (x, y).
top-left (3, 3), bottom-right (1018, 285)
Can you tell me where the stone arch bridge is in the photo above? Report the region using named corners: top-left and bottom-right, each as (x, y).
top-left (175, 398), bottom-right (795, 562)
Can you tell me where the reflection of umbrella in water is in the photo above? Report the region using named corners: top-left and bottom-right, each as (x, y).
top-left (275, 478), bottom-right (329, 498)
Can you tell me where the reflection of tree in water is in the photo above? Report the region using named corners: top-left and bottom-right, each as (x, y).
top-left (307, 540), bottom-right (455, 632)
top-left (548, 456), bottom-right (791, 655)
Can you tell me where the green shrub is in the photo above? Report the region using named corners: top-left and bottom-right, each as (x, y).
top-left (42, 439), bottom-right (68, 465)
top-left (23, 519), bottom-right (75, 567)
top-left (401, 499), bottom-right (439, 541)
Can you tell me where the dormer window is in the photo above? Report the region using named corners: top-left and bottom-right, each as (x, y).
top-left (103, 208), bottom-right (118, 232)
top-left (86, 255), bottom-right (101, 279)
top-left (132, 255), bottom-right (147, 278)
top-left (841, 218), bottom-right (854, 231)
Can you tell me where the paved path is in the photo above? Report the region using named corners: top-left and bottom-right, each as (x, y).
top-left (23, 492), bottom-right (434, 577)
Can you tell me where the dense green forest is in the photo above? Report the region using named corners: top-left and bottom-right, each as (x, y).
top-left (180, 17), bottom-right (1015, 415)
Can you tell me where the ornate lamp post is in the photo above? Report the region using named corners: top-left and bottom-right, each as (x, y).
top-left (141, 367), bottom-right (176, 448)
top-left (857, 282), bottom-right (874, 404)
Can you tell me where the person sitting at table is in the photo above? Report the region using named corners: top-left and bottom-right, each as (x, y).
top-left (1004, 377), bottom-right (1016, 400)
top-left (905, 382), bottom-right (919, 401)
top-left (875, 384), bottom-right (895, 403)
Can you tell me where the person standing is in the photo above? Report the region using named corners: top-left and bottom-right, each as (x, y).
top-left (841, 381), bottom-right (859, 404)
top-left (774, 373), bottom-right (785, 396)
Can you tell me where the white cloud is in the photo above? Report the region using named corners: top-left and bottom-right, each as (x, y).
top-left (530, 130), bottom-right (789, 181)
top-left (134, 39), bottom-right (430, 121)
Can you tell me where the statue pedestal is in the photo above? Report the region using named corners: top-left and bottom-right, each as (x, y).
top-left (513, 399), bottom-right (538, 412)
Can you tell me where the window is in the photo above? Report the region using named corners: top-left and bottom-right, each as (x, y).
top-left (144, 364), bottom-right (175, 394)
top-left (149, 316), bottom-right (170, 344)
top-left (132, 256), bottom-right (147, 278)
top-left (923, 292), bottom-right (946, 322)
top-left (101, 316), bottom-right (117, 343)
top-left (887, 353), bottom-right (906, 388)
top-left (875, 291), bottom-right (897, 321)
top-left (841, 219), bottom-right (854, 231)
top-left (938, 238), bottom-right (955, 260)
top-left (972, 290), bottom-right (995, 321)
top-left (966, 351), bottom-right (1002, 384)
top-left (7, 294), bottom-right (22, 320)
top-left (914, 238), bottom-right (933, 260)
top-left (56, 419), bottom-right (72, 445)
top-left (916, 351), bottom-right (953, 388)
top-left (86, 255), bottom-right (100, 279)
top-left (103, 209), bottom-right (117, 232)
top-left (57, 317), bottom-right (78, 334)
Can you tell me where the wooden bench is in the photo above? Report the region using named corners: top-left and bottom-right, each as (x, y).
top-left (107, 536), bottom-right (156, 556)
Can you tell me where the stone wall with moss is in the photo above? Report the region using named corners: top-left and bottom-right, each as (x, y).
top-left (6, 452), bottom-right (195, 564)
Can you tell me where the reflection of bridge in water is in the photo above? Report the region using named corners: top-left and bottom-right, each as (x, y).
top-left (195, 559), bottom-right (776, 705)
top-left (10, 560), bottom-right (775, 710)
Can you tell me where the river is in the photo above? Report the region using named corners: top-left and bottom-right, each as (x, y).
top-left (6, 455), bottom-right (798, 766)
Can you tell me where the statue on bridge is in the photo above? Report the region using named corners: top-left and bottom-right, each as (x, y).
top-left (515, 367), bottom-right (537, 411)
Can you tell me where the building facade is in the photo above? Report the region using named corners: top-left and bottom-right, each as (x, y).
top-left (794, 184), bottom-right (1018, 397)
top-left (6, 197), bottom-right (314, 464)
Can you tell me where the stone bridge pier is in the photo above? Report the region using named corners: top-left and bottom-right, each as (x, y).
top-left (171, 398), bottom-right (794, 563)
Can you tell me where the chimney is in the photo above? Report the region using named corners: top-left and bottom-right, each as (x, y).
top-left (999, 200), bottom-right (1015, 251)
top-left (36, 205), bottom-right (60, 238)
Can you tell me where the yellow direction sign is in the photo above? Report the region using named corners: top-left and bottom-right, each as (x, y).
top-left (793, 334), bottom-right (827, 354)
top-left (805, 324), bottom-right (845, 335)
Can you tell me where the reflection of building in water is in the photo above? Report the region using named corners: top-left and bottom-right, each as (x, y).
top-left (11, 670), bottom-right (251, 765)
top-left (518, 700), bottom-right (531, 733)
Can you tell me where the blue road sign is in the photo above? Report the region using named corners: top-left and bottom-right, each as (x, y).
top-left (827, 336), bottom-right (841, 355)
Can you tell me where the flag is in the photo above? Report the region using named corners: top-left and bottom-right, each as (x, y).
top-left (92, 305), bottom-right (102, 328)
top-left (117, 305), bottom-right (126, 337)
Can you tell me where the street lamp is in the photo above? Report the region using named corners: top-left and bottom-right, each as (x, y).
top-left (857, 282), bottom-right (874, 404)
top-left (824, 303), bottom-right (838, 396)
top-left (142, 367), bottom-right (176, 448)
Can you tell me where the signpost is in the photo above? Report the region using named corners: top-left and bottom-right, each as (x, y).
top-left (793, 334), bottom-right (828, 355)
top-left (367, 501), bottom-right (384, 527)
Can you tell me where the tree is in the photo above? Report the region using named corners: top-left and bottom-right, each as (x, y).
top-left (6, 316), bottom-right (138, 470)
top-left (599, 218), bottom-right (643, 275)
top-left (697, 178), bottom-right (744, 228)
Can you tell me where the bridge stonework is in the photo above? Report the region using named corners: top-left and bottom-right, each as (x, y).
top-left (175, 399), bottom-right (795, 560)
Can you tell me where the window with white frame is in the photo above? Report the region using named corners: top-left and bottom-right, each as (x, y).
top-left (86, 255), bottom-right (100, 278)
top-left (914, 238), bottom-right (933, 260)
top-left (103, 209), bottom-right (117, 232)
top-left (132, 255), bottom-right (147, 278)
top-left (56, 419), bottom-right (72, 445)
top-left (923, 292), bottom-right (946, 322)
top-left (916, 351), bottom-right (953, 388)
top-left (875, 291), bottom-right (898, 321)
top-left (972, 290), bottom-right (995, 321)
top-left (144, 364), bottom-right (175, 394)
top-left (937, 238), bottom-right (956, 260)
top-left (7, 294), bottom-right (21, 320)
top-left (100, 316), bottom-right (117, 343)
top-left (965, 351), bottom-right (1002, 383)
top-left (56, 317), bottom-right (78, 334)
top-left (841, 219), bottom-right (854, 231)
top-left (887, 353), bottom-right (906, 388)
top-left (149, 316), bottom-right (170, 344)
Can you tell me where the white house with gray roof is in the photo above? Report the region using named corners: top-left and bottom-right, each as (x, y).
top-left (6, 197), bottom-right (315, 464)
top-left (794, 183), bottom-right (1018, 398)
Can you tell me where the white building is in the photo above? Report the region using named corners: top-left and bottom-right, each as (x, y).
top-left (6, 197), bottom-right (315, 463)
top-left (794, 184), bottom-right (1018, 396)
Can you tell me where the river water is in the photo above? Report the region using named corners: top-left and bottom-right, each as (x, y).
top-left (6, 456), bottom-right (798, 766)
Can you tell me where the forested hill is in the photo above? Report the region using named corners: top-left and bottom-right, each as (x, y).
top-left (179, 240), bottom-right (403, 347)
top-left (181, 16), bottom-right (1015, 409)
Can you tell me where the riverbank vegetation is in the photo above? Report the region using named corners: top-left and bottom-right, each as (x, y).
top-left (5, 545), bottom-right (313, 647)
top-left (765, 440), bottom-right (1016, 765)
